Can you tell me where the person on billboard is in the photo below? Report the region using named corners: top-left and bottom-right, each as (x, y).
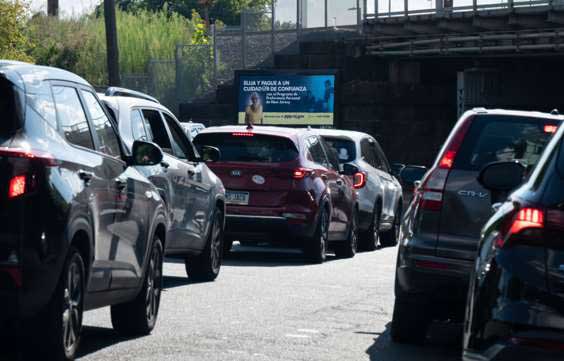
top-left (323, 79), bottom-right (334, 113)
top-left (245, 92), bottom-right (264, 127)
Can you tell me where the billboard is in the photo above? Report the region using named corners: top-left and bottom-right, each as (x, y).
top-left (237, 72), bottom-right (336, 126)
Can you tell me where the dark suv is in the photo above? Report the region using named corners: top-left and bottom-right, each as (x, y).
top-left (0, 62), bottom-right (168, 360)
top-left (463, 124), bottom-right (564, 361)
top-left (194, 126), bottom-right (359, 263)
top-left (392, 108), bottom-right (563, 344)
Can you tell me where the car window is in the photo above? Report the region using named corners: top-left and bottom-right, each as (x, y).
top-left (142, 109), bottom-right (172, 154)
top-left (455, 115), bottom-right (558, 171)
top-left (373, 141), bottom-right (391, 173)
top-left (194, 133), bottom-right (298, 163)
top-left (81, 91), bottom-right (121, 158)
top-left (307, 136), bottom-right (329, 167)
top-left (323, 137), bottom-right (356, 163)
top-left (321, 138), bottom-right (341, 171)
top-left (131, 109), bottom-right (149, 141)
top-left (52, 86), bottom-right (94, 150)
top-left (162, 113), bottom-right (193, 160)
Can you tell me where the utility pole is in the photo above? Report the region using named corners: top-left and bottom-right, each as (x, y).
top-left (104, 0), bottom-right (121, 86)
top-left (47, 0), bottom-right (59, 17)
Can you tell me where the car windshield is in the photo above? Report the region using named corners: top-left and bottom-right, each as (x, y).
top-left (454, 115), bottom-right (559, 171)
top-left (322, 136), bottom-right (356, 163)
top-left (194, 132), bottom-right (299, 163)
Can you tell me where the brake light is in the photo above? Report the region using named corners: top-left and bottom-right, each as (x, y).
top-left (232, 132), bottom-right (254, 137)
top-left (353, 172), bottom-right (366, 189)
top-left (509, 208), bottom-right (544, 236)
top-left (0, 147), bottom-right (58, 166)
top-left (8, 175), bottom-right (26, 199)
top-left (418, 115), bottom-right (474, 211)
top-left (293, 168), bottom-right (312, 180)
top-left (544, 125), bottom-right (558, 134)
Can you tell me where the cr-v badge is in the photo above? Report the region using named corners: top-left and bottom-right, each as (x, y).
top-left (458, 190), bottom-right (488, 199)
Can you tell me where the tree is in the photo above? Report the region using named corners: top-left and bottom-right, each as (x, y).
top-left (0, 0), bottom-right (33, 62)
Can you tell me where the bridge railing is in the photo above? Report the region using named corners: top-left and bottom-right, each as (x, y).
top-left (365, 0), bottom-right (564, 19)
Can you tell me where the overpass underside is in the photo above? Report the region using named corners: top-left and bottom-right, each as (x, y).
top-left (364, 4), bottom-right (564, 57)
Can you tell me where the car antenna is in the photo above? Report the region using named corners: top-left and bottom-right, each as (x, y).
top-left (551, 109), bottom-right (560, 115)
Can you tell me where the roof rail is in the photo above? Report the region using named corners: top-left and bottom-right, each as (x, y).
top-left (105, 87), bottom-right (160, 104)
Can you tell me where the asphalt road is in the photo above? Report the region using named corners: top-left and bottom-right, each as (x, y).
top-left (72, 244), bottom-right (461, 361)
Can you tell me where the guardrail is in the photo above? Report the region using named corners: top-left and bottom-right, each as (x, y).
top-left (365, 0), bottom-right (564, 19)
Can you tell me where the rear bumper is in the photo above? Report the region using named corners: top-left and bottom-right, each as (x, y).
top-left (225, 213), bottom-right (317, 244)
top-left (464, 330), bottom-right (564, 361)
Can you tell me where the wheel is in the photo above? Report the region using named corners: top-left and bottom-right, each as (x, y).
top-left (380, 203), bottom-right (402, 247)
top-left (304, 207), bottom-right (329, 264)
top-left (334, 209), bottom-right (358, 259)
top-left (360, 202), bottom-right (381, 251)
top-left (111, 236), bottom-right (163, 336)
top-left (391, 294), bottom-right (430, 345)
top-left (185, 208), bottom-right (224, 282)
top-left (26, 247), bottom-right (85, 361)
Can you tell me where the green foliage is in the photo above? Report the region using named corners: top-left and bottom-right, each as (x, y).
top-left (0, 0), bottom-right (33, 62)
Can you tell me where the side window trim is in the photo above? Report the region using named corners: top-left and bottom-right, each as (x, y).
top-left (161, 111), bottom-right (197, 162)
top-left (130, 107), bottom-right (150, 142)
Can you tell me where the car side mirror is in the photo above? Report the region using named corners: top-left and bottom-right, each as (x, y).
top-left (478, 161), bottom-right (525, 192)
top-left (391, 163), bottom-right (406, 178)
top-left (201, 145), bottom-right (221, 163)
top-left (399, 165), bottom-right (427, 188)
top-left (341, 163), bottom-right (359, 176)
top-left (130, 140), bottom-right (163, 166)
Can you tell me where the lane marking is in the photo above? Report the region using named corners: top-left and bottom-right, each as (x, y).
top-left (297, 329), bottom-right (320, 334)
top-left (285, 334), bottom-right (311, 338)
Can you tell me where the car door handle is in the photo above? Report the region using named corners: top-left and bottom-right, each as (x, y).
top-left (187, 168), bottom-right (196, 178)
top-left (78, 170), bottom-right (94, 184)
top-left (161, 161), bottom-right (170, 169)
top-left (115, 178), bottom-right (127, 190)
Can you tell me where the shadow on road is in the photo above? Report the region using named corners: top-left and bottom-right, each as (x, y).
top-left (223, 244), bottom-right (339, 267)
top-left (365, 323), bottom-right (461, 361)
top-left (77, 326), bottom-right (143, 359)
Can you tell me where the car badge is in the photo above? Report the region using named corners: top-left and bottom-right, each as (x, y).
top-left (231, 170), bottom-right (242, 177)
top-left (252, 175), bottom-right (265, 185)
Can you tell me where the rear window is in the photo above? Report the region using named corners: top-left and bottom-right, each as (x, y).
top-left (455, 115), bottom-right (559, 171)
top-left (323, 137), bottom-right (356, 163)
top-left (194, 133), bottom-right (298, 163)
top-left (0, 78), bottom-right (19, 136)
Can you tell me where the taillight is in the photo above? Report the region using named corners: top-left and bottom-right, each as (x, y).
top-left (0, 147), bottom-right (58, 166)
top-left (353, 172), bottom-right (366, 189)
top-left (293, 168), bottom-right (312, 180)
top-left (496, 207), bottom-right (545, 248)
top-left (8, 175), bottom-right (26, 199)
top-left (232, 132), bottom-right (253, 137)
top-left (418, 115), bottom-right (474, 211)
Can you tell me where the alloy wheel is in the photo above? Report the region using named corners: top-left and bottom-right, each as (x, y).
top-left (62, 258), bottom-right (83, 357)
top-left (145, 245), bottom-right (162, 327)
top-left (210, 212), bottom-right (223, 274)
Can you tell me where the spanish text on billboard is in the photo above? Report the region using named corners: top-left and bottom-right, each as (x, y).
top-left (238, 74), bottom-right (335, 126)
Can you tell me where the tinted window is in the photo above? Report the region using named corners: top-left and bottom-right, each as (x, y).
top-left (194, 133), bottom-right (298, 163)
top-left (0, 79), bottom-right (19, 135)
top-left (321, 139), bottom-right (341, 171)
top-left (373, 142), bottom-right (391, 173)
top-left (455, 115), bottom-right (558, 171)
top-left (557, 138), bottom-right (564, 178)
top-left (52, 86), bottom-right (94, 149)
top-left (131, 109), bottom-right (148, 141)
top-left (163, 113), bottom-right (193, 160)
top-left (81, 91), bottom-right (121, 157)
top-left (323, 137), bottom-right (356, 163)
top-left (142, 110), bottom-right (172, 153)
top-left (307, 136), bottom-right (329, 167)
top-left (361, 139), bottom-right (376, 167)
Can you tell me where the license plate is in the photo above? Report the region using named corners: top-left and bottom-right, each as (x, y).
top-left (226, 191), bottom-right (249, 205)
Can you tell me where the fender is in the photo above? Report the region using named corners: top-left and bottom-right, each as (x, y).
top-left (136, 204), bottom-right (168, 292)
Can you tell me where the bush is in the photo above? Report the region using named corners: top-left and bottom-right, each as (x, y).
top-left (0, 0), bottom-right (33, 62)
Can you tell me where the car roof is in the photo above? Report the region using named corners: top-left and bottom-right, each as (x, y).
top-left (99, 95), bottom-right (174, 115)
top-left (469, 108), bottom-right (564, 122)
top-left (0, 61), bottom-right (91, 90)
top-left (198, 125), bottom-right (313, 143)
top-left (313, 128), bottom-right (371, 142)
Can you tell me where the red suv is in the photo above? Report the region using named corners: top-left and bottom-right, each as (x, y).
top-left (194, 126), bottom-right (359, 263)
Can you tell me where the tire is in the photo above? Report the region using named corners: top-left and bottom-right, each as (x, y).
top-left (360, 202), bottom-right (381, 251)
top-left (26, 247), bottom-right (85, 361)
top-left (304, 207), bottom-right (329, 264)
top-left (334, 209), bottom-right (358, 259)
top-left (391, 295), bottom-right (430, 345)
top-left (111, 237), bottom-right (163, 336)
top-left (185, 208), bottom-right (224, 282)
top-left (380, 203), bottom-right (402, 248)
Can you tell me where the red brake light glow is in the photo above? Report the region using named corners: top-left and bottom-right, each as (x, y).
top-left (293, 168), bottom-right (312, 180)
top-left (544, 125), bottom-right (558, 134)
top-left (509, 208), bottom-right (544, 236)
top-left (0, 147), bottom-right (58, 166)
top-left (8, 175), bottom-right (26, 199)
top-left (353, 172), bottom-right (367, 189)
top-left (232, 132), bottom-right (254, 137)
top-left (438, 150), bottom-right (456, 169)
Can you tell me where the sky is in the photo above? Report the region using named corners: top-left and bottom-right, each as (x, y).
top-left (28, 0), bottom-right (508, 21)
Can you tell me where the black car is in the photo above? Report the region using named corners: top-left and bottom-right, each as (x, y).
top-left (392, 108), bottom-right (563, 344)
top-left (463, 123), bottom-right (564, 361)
top-left (100, 93), bottom-right (226, 282)
top-left (0, 61), bottom-right (168, 360)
